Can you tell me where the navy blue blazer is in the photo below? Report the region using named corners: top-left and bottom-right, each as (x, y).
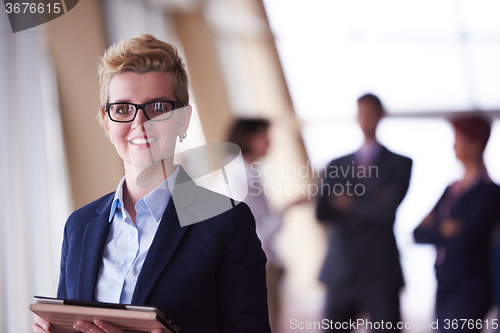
top-left (316, 146), bottom-right (412, 291)
top-left (57, 167), bottom-right (271, 333)
top-left (414, 179), bottom-right (500, 300)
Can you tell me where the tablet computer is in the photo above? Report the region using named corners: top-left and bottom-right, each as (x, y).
top-left (30, 296), bottom-right (180, 333)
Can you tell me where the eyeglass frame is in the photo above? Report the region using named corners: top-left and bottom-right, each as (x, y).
top-left (105, 100), bottom-right (186, 123)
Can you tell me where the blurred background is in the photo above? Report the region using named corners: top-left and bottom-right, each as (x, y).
top-left (1, 0), bottom-right (499, 332)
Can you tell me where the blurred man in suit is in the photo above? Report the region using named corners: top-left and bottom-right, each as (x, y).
top-left (316, 93), bottom-right (412, 332)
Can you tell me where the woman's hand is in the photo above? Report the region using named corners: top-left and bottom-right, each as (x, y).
top-left (419, 212), bottom-right (435, 227)
top-left (283, 196), bottom-right (309, 212)
top-left (330, 194), bottom-right (353, 212)
top-left (73, 319), bottom-right (162, 333)
top-left (439, 218), bottom-right (463, 238)
top-left (32, 314), bottom-right (64, 333)
top-left (33, 315), bottom-right (162, 333)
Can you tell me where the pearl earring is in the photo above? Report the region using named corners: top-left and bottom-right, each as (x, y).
top-left (178, 133), bottom-right (187, 143)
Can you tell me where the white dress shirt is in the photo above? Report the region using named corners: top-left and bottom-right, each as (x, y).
top-left (95, 166), bottom-right (179, 304)
top-left (244, 161), bottom-right (282, 266)
top-left (355, 140), bottom-right (382, 167)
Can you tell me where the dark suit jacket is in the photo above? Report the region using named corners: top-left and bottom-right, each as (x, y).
top-left (414, 179), bottom-right (500, 302)
top-left (492, 227), bottom-right (500, 308)
top-left (57, 167), bottom-right (271, 333)
top-left (316, 146), bottom-right (412, 292)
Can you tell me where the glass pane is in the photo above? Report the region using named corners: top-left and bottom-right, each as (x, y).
top-left (468, 43), bottom-right (500, 109)
top-left (361, 42), bottom-right (472, 113)
top-left (265, 0), bottom-right (500, 115)
top-left (276, 38), bottom-right (363, 120)
top-left (265, 0), bottom-right (460, 37)
top-left (458, 0), bottom-right (500, 36)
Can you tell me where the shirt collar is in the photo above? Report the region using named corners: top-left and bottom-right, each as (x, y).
top-left (450, 165), bottom-right (492, 198)
top-left (108, 165), bottom-right (180, 223)
top-left (358, 140), bottom-right (381, 155)
top-left (109, 177), bottom-right (126, 222)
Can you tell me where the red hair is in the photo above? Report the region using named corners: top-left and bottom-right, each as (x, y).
top-left (451, 115), bottom-right (491, 152)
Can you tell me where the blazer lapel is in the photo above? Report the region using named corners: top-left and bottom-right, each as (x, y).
top-left (363, 145), bottom-right (388, 187)
top-left (131, 167), bottom-right (195, 305)
top-left (373, 145), bottom-right (388, 167)
top-left (131, 198), bottom-right (190, 305)
top-left (78, 195), bottom-right (114, 301)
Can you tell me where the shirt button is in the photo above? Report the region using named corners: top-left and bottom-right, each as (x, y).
top-left (115, 283), bottom-right (121, 289)
top-left (131, 230), bottom-right (137, 235)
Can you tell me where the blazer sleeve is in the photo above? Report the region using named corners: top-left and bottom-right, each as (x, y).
top-left (413, 184), bottom-right (500, 247)
top-left (349, 157), bottom-right (412, 227)
top-left (437, 185), bottom-right (500, 250)
top-left (413, 184), bottom-right (453, 245)
top-left (216, 203), bottom-right (271, 333)
top-left (413, 201), bottom-right (444, 245)
top-left (316, 160), bottom-right (346, 223)
top-left (56, 222), bottom-right (68, 299)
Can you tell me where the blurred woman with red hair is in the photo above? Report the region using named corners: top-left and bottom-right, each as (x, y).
top-left (414, 115), bottom-right (500, 333)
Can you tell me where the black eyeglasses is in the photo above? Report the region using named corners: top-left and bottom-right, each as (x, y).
top-left (105, 101), bottom-right (186, 123)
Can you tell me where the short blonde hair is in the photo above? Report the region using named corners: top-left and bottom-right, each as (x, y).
top-left (97, 33), bottom-right (189, 125)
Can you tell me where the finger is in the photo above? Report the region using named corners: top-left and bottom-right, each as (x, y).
top-left (33, 314), bottom-right (51, 332)
top-left (74, 320), bottom-right (104, 333)
top-left (32, 323), bottom-right (49, 333)
top-left (94, 319), bottom-right (124, 333)
top-left (150, 329), bottom-right (162, 333)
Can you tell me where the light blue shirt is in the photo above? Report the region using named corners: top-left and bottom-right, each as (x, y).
top-left (95, 166), bottom-right (179, 304)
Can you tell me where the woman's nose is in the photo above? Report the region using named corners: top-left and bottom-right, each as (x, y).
top-left (132, 108), bottom-right (149, 128)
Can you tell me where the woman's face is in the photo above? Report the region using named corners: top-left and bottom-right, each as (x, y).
top-left (453, 129), bottom-right (481, 164)
top-left (249, 129), bottom-right (270, 159)
top-left (105, 71), bottom-right (190, 169)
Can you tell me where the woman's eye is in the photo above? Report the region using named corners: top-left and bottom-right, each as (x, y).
top-left (151, 103), bottom-right (166, 112)
top-left (116, 105), bottom-right (133, 114)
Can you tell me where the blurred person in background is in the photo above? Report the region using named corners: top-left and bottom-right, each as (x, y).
top-left (492, 224), bottom-right (500, 319)
top-left (32, 34), bottom-right (271, 333)
top-left (228, 118), bottom-right (305, 333)
top-left (414, 115), bottom-right (500, 333)
top-left (316, 93), bottom-right (412, 332)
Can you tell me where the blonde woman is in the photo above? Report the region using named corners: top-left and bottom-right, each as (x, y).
top-left (33, 34), bottom-right (270, 333)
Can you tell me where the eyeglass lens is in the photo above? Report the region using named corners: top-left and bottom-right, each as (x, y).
top-left (108, 102), bottom-right (175, 122)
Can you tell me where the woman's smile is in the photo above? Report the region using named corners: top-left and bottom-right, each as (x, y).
top-left (128, 136), bottom-right (158, 146)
